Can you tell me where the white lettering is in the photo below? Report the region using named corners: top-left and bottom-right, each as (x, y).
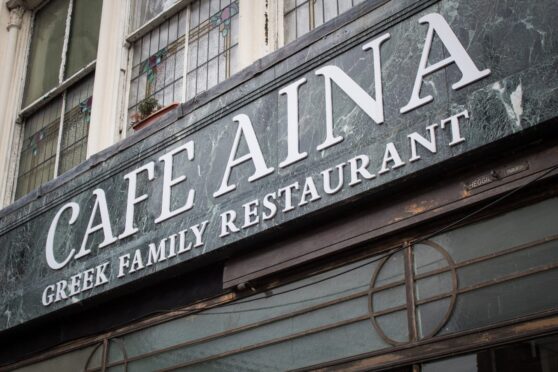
top-left (279, 78), bottom-right (308, 168)
top-left (401, 13), bottom-right (490, 113)
top-left (220, 210), bottom-right (240, 237)
top-left (214, 114), bottom-right (274, 197)
top-left (408, 123), bottom-right (438, 162)
top-left (262, 192), bottom-right (277, 220)
top-left (242, 199), bottom-right (260, 228)
top-left (321, 164), bottom-right (345, 194)
top-left (155, 141), bottom-right (196, 224)
top-left (119, 163), bottom-right (155, 239)
top-left (278, 182), bottom-right (299, 212)
top-left (315, 33), bottom-right (390, 151)
top-left (441, 110), bottom-right (469, 146)
top-left (299, 177), bottom-right (321, 206)
top-left (379, 142), bottom-right (405, 174)
top-left (75, 189), bottom-right (117, 259)
top-left (191, 220), bottom-right (209, 248)
top-left (348, 155), bottom-right (376, 186)
top-left (45, 202), bottom-right (80, 270)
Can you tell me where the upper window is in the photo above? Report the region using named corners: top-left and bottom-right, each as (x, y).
top-left (129, 0), bottom-right (181, 32)
top-left (23, 0), bottom-right (102, 107)
top-left (283, 0), bottom-right (365, 44)
top-left (16, 0), bottom-right (102, 199)
top-left (127, 0), bottom-right (239, 130)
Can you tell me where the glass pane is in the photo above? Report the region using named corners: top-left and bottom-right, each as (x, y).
top-left (375, 250), bottom-right (405, 286)
top-left (296, 2), bottom-right (310, 37)
top-left (408, 198), bottom-right (558, 337)
top-left (416, 298), bottom-right (452, 338)
top-left (12, 345), bottom-right (95, 372)
top-left (116, 258), bottom-right (381, 370)
top-left (413, 243), bottom-right (447, 275)
top-left (323, 0), bottom-right (339, 23)
top-left (59, 74), bottom-right (95, 174)
top-left (24, 0), bottom-right (69, 106)
top-left (16, 97), bottom-right (62, 199)
top-left (283, 0), bottom-right (361, 43)
top-left (128, 15), bottom-right (185, 130)
top-left (442, 268), bottom-right (558, 335)
top-left (415, 271), bottom-right (452, 300)
top-left (65, 0), bottom-right (103, 77)
top-left (186, 0), bottom-right (239, 98)
top-left (434, 198), bottom-right (558, 264)
top-left (375, 310), bottom-right (409, 343)
top-left (422, 334), bottom-right (558, 372)
top-left (129, 0), bottom-right (180, 32)
top-left (458, 239), bottom-right (558, 288)
top-left (371, 285), bottom-right (406, 313)
top-left (284, 8), bottom-right (296, 44)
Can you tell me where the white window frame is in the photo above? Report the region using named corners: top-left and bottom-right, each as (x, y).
top-left (14, 0), bottom-right (102, 198)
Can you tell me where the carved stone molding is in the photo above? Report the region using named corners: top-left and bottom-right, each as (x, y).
top-left (6, 0), bottom-right (42, 11)
top-left (7, 6), bottom-right (25, 30)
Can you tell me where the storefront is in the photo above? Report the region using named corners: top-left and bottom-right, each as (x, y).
top-left (1, 0), bottom-right (557, 370)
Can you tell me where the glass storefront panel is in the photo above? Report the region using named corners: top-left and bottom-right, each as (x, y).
top-left (422, 334), bottom-right (558, 372)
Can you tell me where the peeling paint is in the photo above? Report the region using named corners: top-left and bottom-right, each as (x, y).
top-left (510, 83), bottom-right (524, 127)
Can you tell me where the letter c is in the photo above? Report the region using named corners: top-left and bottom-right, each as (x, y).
top-left (45, 202), bottom-right (80, 270)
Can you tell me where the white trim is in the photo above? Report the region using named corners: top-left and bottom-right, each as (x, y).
top-left (0, 8), bottom-right (32, 206)
top-left (87, 0), bottom-right (131, 156)
top-left (119, 0), bottom-right (134, 140)
top-left (58, 0), bottom-right (73, 84)
top-left (19, 60), bottom-right (96, 117)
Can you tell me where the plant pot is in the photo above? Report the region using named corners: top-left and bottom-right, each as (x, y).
top-left (131, 102), bottom-right (180, 131)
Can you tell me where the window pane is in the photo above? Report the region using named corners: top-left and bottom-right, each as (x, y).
top-left (186, 0), bottom-right (239, 98)
top-left (12, 345), bottom-right (97, 372)
top-left (113, 259), bottom-right (386, 370)
top-left (129, 0), bottom-right (180, 32)
top-left (59, 74), bottom-right (95, 174)
top-left (23, 0), bottom-right (69, 106)
top-left (422, 334), bottom-right (558, 372)
top-left (127, 11), bottom-right (186, 131)
top-left (283, 0), bottom-right (361, 44)
top-left (424, 198), bottom-right (558, 336)
top-left (65, 0), bottom-right (103, 78)
top-left (16, 98), bottom-right (63, 199)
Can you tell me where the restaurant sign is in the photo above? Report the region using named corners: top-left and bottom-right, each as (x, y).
top-left (1, 0), bottom-right (556, 330)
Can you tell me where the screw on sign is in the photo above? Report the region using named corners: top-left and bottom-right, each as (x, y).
top-left (368, 241), bottom-right (458, 345)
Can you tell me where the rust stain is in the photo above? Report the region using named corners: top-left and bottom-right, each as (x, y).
top-left (336, 353), bottom-right (404, 371)
top-left (405, 200), bottom-right (435, 215)
top-left (513, 316), bottom-right (558, 333)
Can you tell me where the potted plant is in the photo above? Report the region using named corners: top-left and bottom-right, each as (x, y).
top-left (130, 97), bottom-right (180, 131)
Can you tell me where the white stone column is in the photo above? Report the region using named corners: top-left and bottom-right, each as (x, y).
top-left (238, 0), bottom-right (280, 70)
top-left (0, 5), bottom-right (25, 207)
top-left (87, 0), bottom-right (129, 157)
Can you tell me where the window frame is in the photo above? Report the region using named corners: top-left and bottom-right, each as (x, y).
top-left (15, 0), bottom-right (102, 199)
top-left (20, 0), bottom-right (100, 115)
top-left (124, 0), bottom-right (244, 130)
